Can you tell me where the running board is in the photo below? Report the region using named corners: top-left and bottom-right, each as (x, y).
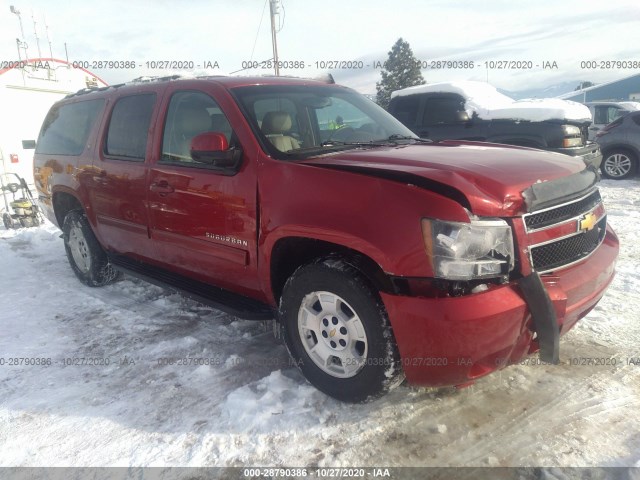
top-left (108, 255), bottom-right (275, 320)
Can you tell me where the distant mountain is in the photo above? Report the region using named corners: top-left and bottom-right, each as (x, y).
top-left (499, 81), bottom-right (589, 100)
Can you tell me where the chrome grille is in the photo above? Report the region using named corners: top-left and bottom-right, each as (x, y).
top-left (530, 217), bottom-right (607, 272)
top-left (524, 189), bottom-right (601, 231)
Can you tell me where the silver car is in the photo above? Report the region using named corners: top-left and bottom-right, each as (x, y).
top-left (595, 111), bottom-right (640, 179)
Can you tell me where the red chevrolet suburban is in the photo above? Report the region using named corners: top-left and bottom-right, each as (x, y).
top-left (33, 76), bottom-right (619, 402)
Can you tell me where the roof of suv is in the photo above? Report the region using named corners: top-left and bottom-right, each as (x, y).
top-left (64, 75), bottom-right (340, 100)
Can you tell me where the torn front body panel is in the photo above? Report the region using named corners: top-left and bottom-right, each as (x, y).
top-left (521, 167), bottom-right (600, 213)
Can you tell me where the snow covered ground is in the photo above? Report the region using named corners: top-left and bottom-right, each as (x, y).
top-left (1, 179), bottom-right (639, 468)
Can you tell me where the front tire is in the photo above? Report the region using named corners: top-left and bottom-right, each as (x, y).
top-left (601, 149), bottom-right (637, 179)
top-left (279, 258), bottom-right (403, 402)
top-left (62, 210), bottom-right (120, 287)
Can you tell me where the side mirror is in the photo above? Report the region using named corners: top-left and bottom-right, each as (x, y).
top-left (191, 132), bottom-right (228, 159)
top-left (190, 132), bottom-right (242, 174)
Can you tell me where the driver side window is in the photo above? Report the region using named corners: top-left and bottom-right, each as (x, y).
top-left (161, 91), bottom-right (233, 165)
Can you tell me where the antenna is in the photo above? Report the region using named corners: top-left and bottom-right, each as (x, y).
top-left (10, 5), bottom-right (29, 62)
top-left (32, 10), bottom-right (42, 58)
top-left (44, 15), bottom-right (53, 58)
top-left (269, 0), bottom-right (280, 76)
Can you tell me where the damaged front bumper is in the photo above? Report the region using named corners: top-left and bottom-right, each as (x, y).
top-left (382, 224), bottom-right (618, 387)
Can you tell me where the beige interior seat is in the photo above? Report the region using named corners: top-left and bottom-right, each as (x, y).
top-left (175, 106), bottom-right (212, 157)
top-left (261, 111), bottom-right (300, 152)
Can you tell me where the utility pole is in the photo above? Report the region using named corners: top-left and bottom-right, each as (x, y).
top-left (269, 0), bottom-right (280, 76)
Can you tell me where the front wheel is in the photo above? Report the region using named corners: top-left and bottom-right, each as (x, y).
top-left (62, 210), bottom-right (120, 287)
top-left (601, 149), bottom-right (637, 179)
top-left (279, 258), bottom-right (404, 402)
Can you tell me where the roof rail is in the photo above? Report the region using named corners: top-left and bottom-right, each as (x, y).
top-left (64, 84), bottom-right (112, 99)
top-left (63, 74), bottom-right (187, 99)
top-left (62, 72), bottom-right (337, 100)
top-left (127, 74), bottom-right (186, 84)
top-left (254, 73), bottom-right (335, 84)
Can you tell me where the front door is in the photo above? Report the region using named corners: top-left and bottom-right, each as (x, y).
top-left (147, 89), bottom-right (259, 296)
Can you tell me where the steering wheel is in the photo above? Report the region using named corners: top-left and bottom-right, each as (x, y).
top-left (358, 122), bottom-right (386, 138)
top-left (325, 126), bottom-right (355, 143)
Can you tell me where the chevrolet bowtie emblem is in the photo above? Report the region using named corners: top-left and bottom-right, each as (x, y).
top-left (579, 212), bottom-right (597, 231)
top-left (329, 328), bottom-right (336, 337)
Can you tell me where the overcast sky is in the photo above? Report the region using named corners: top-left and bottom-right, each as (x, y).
top-left (1, 0), bottom-right (638, 94)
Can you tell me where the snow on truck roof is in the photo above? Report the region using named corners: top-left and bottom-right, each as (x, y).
top-left (391, 81), bottom-right (592, 123)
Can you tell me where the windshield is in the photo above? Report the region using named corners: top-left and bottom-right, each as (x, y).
top-left (232, 84), bottom-right (418, 159)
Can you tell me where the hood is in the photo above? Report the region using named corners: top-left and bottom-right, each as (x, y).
top-left (303, 141), bottom-right (591, 217)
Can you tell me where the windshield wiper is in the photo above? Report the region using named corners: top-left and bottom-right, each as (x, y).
top-left (287, 135), bottom-right (432, 158)
top-left (386, 134), bottom-right (433, 143)
top-left (320, 135), bottom-right (432, 148)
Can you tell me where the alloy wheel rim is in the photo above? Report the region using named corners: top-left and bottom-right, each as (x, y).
top-left (604, 153), bottom-right (632, 177)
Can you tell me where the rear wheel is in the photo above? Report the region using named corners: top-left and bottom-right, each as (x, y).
top-left (279, 258), bottom-right (403, 402)
top-left (62, 210), bottom-right (120, 287)
top-left (601, 149), bottom-right (637, 179)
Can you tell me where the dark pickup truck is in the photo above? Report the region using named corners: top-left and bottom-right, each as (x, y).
top-left (388, 81), bottom-right (602, 169)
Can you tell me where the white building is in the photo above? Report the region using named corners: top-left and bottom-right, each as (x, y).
top-left (0, 58), bottom-right (107, 184)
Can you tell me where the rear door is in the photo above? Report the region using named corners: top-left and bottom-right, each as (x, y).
top-left (89, 91), bottom-right (161, 259)
top-left (147, 86), bottom-right (260, 296)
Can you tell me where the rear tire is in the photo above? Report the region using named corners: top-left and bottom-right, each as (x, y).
top-left (279, 257), bottom-right (403, 402)
top-left (601, 149), bottom-right (637, 179)
top-left (62, 210), bottom-right (120, 287)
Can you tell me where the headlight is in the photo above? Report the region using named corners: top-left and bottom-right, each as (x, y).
top-left (421, 218), bottom-right (514, 280)
top-left (562, 124), bottom-right (583, 147)
top-left (562, 125), bottom-right (581, 136)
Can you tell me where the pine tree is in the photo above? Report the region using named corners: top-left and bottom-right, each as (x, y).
top-left (575, 81), bottom-right (595, 91)
top-left (376, 38), bottom-right (425, 110)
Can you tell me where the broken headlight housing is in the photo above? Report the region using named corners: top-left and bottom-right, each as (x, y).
top-left (421, 218), bottom-right (514, 281)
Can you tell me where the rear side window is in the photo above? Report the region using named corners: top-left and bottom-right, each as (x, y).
top-left (36, 99), bottom-right (104, 155)
top-left (105, 94), bottom-right (156, 160)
